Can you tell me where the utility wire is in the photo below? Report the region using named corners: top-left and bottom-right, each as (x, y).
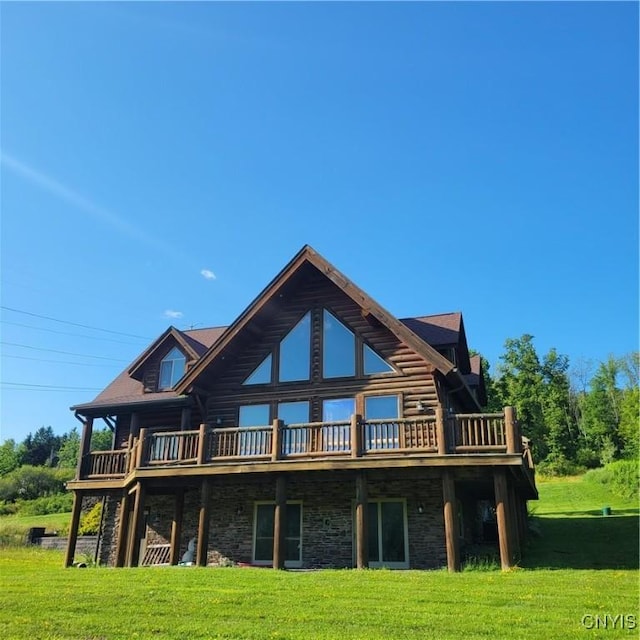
top-left (0, 305), bottom-right (151, 340)
top-left (1, 341), bottom-right (128, 362)
top-left (1, 382), bottom-right (102, 391)
top-left (0, 320), bottom-right (146, 345)
top-left (1, 354), bottom-right (117, 367)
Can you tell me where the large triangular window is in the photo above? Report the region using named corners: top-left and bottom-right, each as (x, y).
top-left (323, 310), bottom-right (355, 378)
top-left (279, 312), bottom-right (311, 382)
top-left (243, 354), bottom-right (272, 385)
top-left (363, 344), bottom-right (394, 375)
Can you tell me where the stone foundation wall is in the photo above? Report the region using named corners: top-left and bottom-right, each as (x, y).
top-left (101, 468), bottom-right (450, 569)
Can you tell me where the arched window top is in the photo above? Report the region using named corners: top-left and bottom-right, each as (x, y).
top-left (158, 347), bottom-right (186, 390)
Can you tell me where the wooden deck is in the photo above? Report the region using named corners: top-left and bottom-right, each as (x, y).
top-left (76, 409), bottom-right (533, 483)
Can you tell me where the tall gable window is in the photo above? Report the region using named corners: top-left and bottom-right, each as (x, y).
top-left (279, 312), bottom-right (311, 382)
top-left (323, 310), bottom-right (355, 378)
top-left (158, 347), bottom-right (186, 390)
top-left (242, 308), bottom-right (394, 386)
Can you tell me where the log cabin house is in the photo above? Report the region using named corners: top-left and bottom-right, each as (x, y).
top-left (65, 245), bottom-right (537, 571)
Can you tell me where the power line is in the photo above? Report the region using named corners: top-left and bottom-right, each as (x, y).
top-left (1, 354), bottom-right (117, 367)
top-left (0, 305), bottom-right (151, 340)
top-left (1, 341), bottom-right (129, 362)
top-left (0, 320), bottom-right (146, 345)
top-left (1, 382), bottom-right (102, 391)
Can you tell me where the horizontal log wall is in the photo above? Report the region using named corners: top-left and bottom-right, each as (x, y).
top-left (205, 265), bottom-right (438, 425)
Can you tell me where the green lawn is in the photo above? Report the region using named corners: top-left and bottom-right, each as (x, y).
top-left (0, 476), bottom-right (637, 640)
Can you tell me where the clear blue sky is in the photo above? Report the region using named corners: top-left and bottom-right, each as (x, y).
top-left (1, 2), bottom-right (637, 444)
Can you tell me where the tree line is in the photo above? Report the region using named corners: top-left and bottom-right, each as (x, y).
top-left (479, 336), bottom-right (638, 474)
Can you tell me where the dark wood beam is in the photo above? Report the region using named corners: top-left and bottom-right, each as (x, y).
top-left (442, 469), bottom-right (460, 572)
top-left (494, 469), bottom-right (513, 570)
top-left (115, 491), bottom-right (131, 567)
top-left (196, 479), bottom-right (211, 566)
top-left (273, 475), bottom-right (287, 569)
top-left (170, 489), bottom-right (185, 565)
top-left (64, 491), bottom-right (83, 567)
top-left (355, 472), bottom-right (368, 569)
top-left (127, 482), bottom-right (146, 567)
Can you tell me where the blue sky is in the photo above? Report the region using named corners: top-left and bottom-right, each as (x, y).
top-left (1, 2), bottom-right (637, 444)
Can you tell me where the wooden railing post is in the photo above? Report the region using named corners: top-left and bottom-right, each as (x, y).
top-left (196, 423), bottom-right (207, 465)
top-left (136, 428), bottom-right (147, 468)
top-left (436, 407), bottom-right (447, 455)
top-left (272, 419), bottom-right (283, 462)
top-left (504, 406), bottom-right (517, 454)
top-left (76, 417), bottom-right (93, 479)
top-left (350, 414), bottom-right (362, 458)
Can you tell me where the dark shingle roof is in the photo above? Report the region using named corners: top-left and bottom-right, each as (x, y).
top-left (399, 313), bottom-right (462, 346)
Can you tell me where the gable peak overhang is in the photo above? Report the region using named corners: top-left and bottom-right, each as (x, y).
top-left (127, 326), bottom-right (200, 382)
top-left (175, 245), bottom-right (479, 408)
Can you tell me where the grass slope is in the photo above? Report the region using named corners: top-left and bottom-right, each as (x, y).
top-left (0, 475), bottom-right (637, 640)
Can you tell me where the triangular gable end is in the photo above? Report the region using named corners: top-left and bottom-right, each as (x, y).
top-left (175, 245), bottom-right (478, 409)
top-left (128, 326), bottom-right (200, 382)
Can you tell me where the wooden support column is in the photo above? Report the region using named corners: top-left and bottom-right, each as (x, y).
top-left (442, 469), bottom-right (460, 572)
top-left (272, 419), bottom-right (283, 462)
top-left (130, 412), bottom-right (140, 438)
top-left (135, 428), bottom-right (147, 468)
top-left (436, 407), bottom-right (447, 455)
top-left (350, 414), bottom-right (362, 458)
top-left (115, 491), bottom-right (131, 567)
top-left (127, 482), bottom-right (146, 567)
top-left (76, 417), bottom-right (94, 479)
top-left (196, 424), bottom-right (207, 465)
top-left (355, 472), bottom-right (369, 569)
top-left (170, 489), bottom-right (185, 565)
top-left (64, 491), bottom-right (83, 567)
top-left (196, 479), bottom-right (211, 567)
top-left (273, 475), bottom-right (287, 569)
top-left (493, 469), bottom-right (513, 570)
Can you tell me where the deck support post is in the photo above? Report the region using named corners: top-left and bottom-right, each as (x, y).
top-left (127, 482), bottom-right (146, 567)
top-left (355, 472), bottom-right (369, 569)
top-left (64, 491), bottom-right (83, 567)
top-left (76, 417), bottom-right (94, 479)
top-left (197, 479), bottom-right (211, 566)
top-left (115, 491), bottom-right (131, 567)
top-left (273, 475), bottom-right (287, 569)
top-left (436, 407), bottom-right (447, 455)
top-left (170, 489), bottom-right (185, 565)
top-left (493, 469), bottom-right (513, 570)
top-left (442, 469), bottom-right (460, 572)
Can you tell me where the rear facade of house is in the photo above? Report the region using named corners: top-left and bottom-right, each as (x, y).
top-left (66, 246), bottom-right (537, 571)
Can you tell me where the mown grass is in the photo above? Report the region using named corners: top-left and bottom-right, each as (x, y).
top-left (0, 476), bottom-right (637, 640)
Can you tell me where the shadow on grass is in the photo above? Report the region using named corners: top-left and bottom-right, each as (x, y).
top-left (521, 515), bottom-right (639, 570)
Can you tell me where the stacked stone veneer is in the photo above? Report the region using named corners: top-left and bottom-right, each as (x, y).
top-left (99, 468), bottom-right (449, 569)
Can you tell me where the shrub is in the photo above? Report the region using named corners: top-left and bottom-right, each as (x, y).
top-left (537, 454), bottom-right (586, 478)
top-left (16, 493), bottom-right (74, 516)
top-left (0, 466), bottom-right (74, 502)
top-left (584, 460), bottom-right (639, 500)
top-left (79, 501), bottom-right (102, 535)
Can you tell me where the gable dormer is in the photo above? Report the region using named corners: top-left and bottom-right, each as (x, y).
top-left (128, 327), bottom-right (200, 393)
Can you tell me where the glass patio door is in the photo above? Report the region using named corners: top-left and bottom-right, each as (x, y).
top-left (367, 500), bottom-right (408, 568)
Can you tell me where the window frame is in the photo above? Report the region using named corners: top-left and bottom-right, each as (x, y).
top-left (252, 501), bottom-right (303, 568)
top-left (158, 347), bottom-right (186, 390)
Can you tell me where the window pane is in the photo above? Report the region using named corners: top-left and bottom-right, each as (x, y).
top-left (239, 404), bottom-right (270, 427)
top-left (322, 398), bottom-right (355, 422)
top-left (365, 396), bottom-right (399, 419)
top-left (381, 502), bottom-right (405, 563)
top-left (367, 502), bottom-right (379, 562)
top-left (159, 347), bottom-right (186, 389)
top-left (285, 504), bottom-right (301, 538)
top-left (159, 361), bottom-right (173, 389)
top-left (278, 402), bottom-right (309, 426)
top-left (244, 354), bottom-right (272, 385)
top-left (279, 313), bottom-right (311, 382)
top-left (256, 504), bottom-right (275, 537)
top-left (364, 344), bottom-right (393, 375)
top-left (279, 402), bottom-right (309, 455)
top-left (323, 310), bottom-right (355, 378)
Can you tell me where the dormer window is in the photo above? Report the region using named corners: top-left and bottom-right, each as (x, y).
top-left (158, 347), bottom-right (186, 390)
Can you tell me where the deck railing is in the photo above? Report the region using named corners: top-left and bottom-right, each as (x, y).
top-left (78, 407), bottom-right (530, 479)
